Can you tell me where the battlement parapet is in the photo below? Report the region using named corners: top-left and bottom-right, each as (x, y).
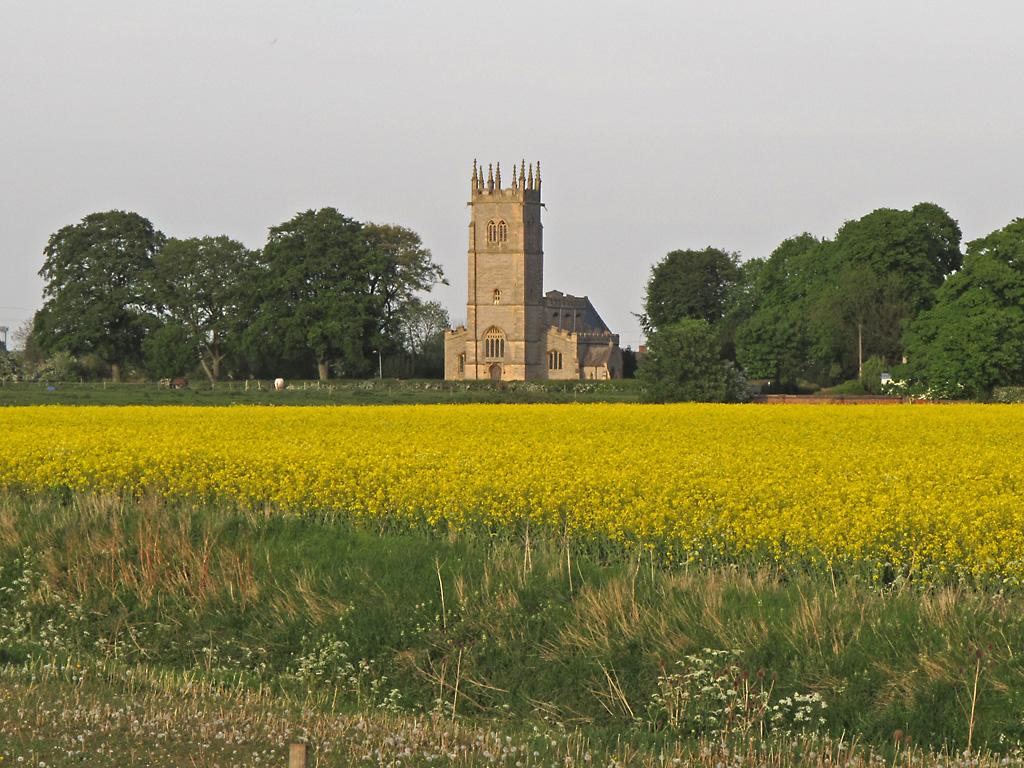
top-left (470, 159), bottom-right (542, 202)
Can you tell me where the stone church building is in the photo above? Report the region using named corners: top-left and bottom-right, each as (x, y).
top-left (445, 160), bottom-right (622, 381)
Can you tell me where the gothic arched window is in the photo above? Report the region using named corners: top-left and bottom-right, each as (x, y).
top-left (486, 220), bottom-right (508, 244)
top-left (547, 350), bottom-right (563, 370)
top-left (493, 288), bottom-right (501, 304)
top-left (482, 327), bottom-right (506, 359)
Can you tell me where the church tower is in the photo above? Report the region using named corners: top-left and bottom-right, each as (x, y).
top-left (456, 159), bottom-right (545, 380)
top-left (446, 159), bottom-right (622, 382)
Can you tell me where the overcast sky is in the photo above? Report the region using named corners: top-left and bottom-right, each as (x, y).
top-left (2, 1), bottom-right (1023, 349)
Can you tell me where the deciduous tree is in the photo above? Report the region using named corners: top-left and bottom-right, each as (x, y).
top-left (901, 219), bottom-right (1024, 398)
top-left (735, 304), bottom-right (807, 388)
top-left (734, 205), bottom-right (962, 387)
top-left (250, 208), bottom-right (373, 381)
top-left (36, 210), bottom-right (164, 381)
top-left (815, 203), bottom-right (962, 375)
top-left (734, 234), bottom-right (822, 388)
top-left (642, 247), bottom-right (740, 333)
top-left (148, 236), bottom-right (255, 383)
top-left (364, 223), bottom-right (446, 350)
top-left (397, 299), bottom-right (449, 376)
top-left (142, 322), bottom-right (197, 380)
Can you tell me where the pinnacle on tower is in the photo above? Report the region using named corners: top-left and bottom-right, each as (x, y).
top-left (487, 163), bottom-right (494, 192)
top-left (520, 159), bottom-right (526, 190)
top-left (495, 161), bottom-right (501, 190)
top-left (535, 161), bottom-right (541, 192)
top-left (527, 163), bottom-right (534, 191)
top-left (511, 163), bottom-right (518, 190)
top-left (471, 159), bottom-right (478, 191)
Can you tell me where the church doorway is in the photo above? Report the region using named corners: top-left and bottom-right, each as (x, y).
top-left (488, 363), bottom-right (502, 382)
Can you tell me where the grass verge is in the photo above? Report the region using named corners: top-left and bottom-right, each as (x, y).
top-left (2, 493), bottom-right (1024, 763)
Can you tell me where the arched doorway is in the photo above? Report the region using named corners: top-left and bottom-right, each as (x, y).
top-left (489, 363), bottom-right (502, 382)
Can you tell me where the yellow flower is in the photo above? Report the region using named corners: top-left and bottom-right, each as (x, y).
top-left (0, 403), bottom-right (1020, 584)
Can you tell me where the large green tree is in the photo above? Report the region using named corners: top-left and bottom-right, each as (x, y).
top-left (148, 236), bottom-right (256, 383)
top-left (734, 234), bottom-right (823, 388)
top-left (901, 219), bottom-right (1024, 398)
top-left (735, 303), bottom-right (807, 388)
top-left (828, 202), bottom-right (961, 317)
top-left (735, 205), bottom-right (962, 387)
top-left (364, 223), bottom-right (446, 352)
top-left (248, 208), bottom-right (374, 381)
top-left (642, 247), bottom-right (741, 333)
top-left (809, 203), bottom-right (962, 377)
top-left (36, 210), bottom-right (164, 381)
top-left (719, 256), bottom-right (766, 361)
top-left (811, 265), bottom-right (906, 379)
top-left (242, 213), bottom-right (445, 381)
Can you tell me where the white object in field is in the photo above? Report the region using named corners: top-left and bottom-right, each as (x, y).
top-left (274, 378), bottom-right (285, 391)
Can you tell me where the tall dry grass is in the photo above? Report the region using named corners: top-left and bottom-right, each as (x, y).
top-left (3, 491), bottom-right (1024, 753)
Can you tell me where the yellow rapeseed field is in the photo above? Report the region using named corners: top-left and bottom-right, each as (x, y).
top-left (0, 404), bottom-right (1021, 582)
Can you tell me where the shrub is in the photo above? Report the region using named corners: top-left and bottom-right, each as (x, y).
top-left (991, 386), bottom-right (1024, 403)
top-left (0, 349), bottom-right (17, 381)
top-left (34, 351), bottom-right (79, 382)
top-left (638, 319), bottom-right (748, 403)
top-left (826, 379), bottom-right (868, 396)
top-left (645, 648), bottom-right (827, 738)
top-left (859, 355), bottom-right (886, 394)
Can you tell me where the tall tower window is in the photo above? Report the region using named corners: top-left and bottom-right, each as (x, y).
top-left (493, 288), bottom-right (501, 304)
top-left (457, 353), bottom-right (466, 374)
top-left (483, 327), bottom-right (506, 359)
top-left (486, 220), bottom-right (509, 244)
top-left (547, 350), bottom-right (563, 370)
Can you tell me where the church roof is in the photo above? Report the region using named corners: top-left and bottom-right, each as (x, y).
top-left (544, 290), bottom-right (613, 335)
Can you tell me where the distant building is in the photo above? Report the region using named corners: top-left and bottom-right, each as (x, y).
top-left (444, 160), bottom-right (622, 381)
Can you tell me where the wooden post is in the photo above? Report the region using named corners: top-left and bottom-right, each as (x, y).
top-left (288, 743), bottom-right (308, 768)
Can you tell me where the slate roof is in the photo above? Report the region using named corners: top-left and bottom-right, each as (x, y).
top-left (544, 290), bottom-right (613, 335)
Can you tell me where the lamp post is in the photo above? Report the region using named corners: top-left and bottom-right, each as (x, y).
top-left (372, 349), bottom-right (382, 379)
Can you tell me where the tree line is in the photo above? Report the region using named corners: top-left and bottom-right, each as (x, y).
top-left (17, 209), bottom-right (449, 383)
top-left (639, 203), bottom-right (1024, 400)
top-left (6, 200), bottom-right (1022, 399)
